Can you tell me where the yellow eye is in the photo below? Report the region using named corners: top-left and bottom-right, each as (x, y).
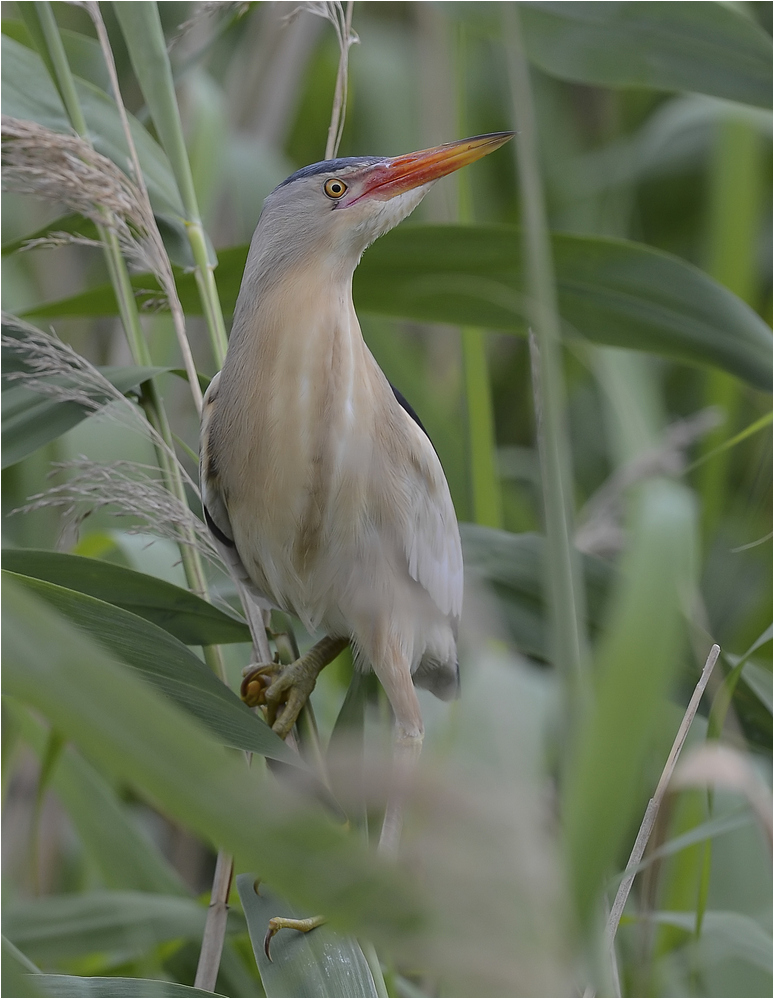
top-left (323, 178), bottom-right (348, 199)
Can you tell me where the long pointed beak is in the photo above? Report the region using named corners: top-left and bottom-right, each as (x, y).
top-left (359, 131), bottom-right (514, 202)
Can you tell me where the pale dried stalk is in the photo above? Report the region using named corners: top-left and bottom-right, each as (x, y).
top-left (326, 1), bottom-right (356, 159)
top-left (292, 1), bottom-right (358, 159)
top-left (194, 851), bottom-right (234, 991)
top-left (79, 1), bottom-right (203, 413)
top-left (575, 408), bottom-right (722, 557)
top-left (604, 644), bottom-right (721, 954)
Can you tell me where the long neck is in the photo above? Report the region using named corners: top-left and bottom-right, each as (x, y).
top-left (216, 252), bottom-right (378, 499)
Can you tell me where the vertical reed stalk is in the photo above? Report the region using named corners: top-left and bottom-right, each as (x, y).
top-left (79, 7), bottom-right (238, 988)
top-left (23, 6), bottom-right (223, 689)
top-left (324, 1), bottom-right (356, 160)
top-left (86, 2), bottom-right (204, 411)
top-left (456, 25), bottom-right (503, 528)
top-left (502, 7), bottom-right (588, 710)
top-left (699, 118), bottom-right (761, 539)
top-left (112, 2), bottom-right (230, 365)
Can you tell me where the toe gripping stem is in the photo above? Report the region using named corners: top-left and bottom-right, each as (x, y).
top-left (241, 634), bottom-right (348, 738)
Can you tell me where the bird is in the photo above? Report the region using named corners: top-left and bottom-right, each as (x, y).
top-left (200, 132), bottom-right (513, 854)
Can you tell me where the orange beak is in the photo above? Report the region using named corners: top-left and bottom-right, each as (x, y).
top-left (356, 132), bottom-right (514, 203)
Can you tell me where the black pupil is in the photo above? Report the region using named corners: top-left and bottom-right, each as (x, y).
top-left (331, 182), bottom-right (341, 193)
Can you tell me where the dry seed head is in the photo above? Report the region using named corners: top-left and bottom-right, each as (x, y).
top-left (2, 312), bottom-right (129, 412)
top-left (1, 116), bottom-right (167, 279)
top-left (2, 313), bottom-right (200, 504)
top-left (15, 458), bottom-right (218, 565)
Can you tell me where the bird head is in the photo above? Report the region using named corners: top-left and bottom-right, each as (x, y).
top-left (255, 132), bottom-right (513, 278)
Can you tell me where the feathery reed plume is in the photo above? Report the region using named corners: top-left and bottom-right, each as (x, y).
top-left (15, 458), bottom-right (218, 565)
top-left (1, 313), bottom-right (199, 493)
top-left (1, 117), bottom-right (167, 280)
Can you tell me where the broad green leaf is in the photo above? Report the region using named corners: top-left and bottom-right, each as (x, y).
top-left (2, 581), bottom-right (421, 945)
top-left (10, 703), bottom-right (189, 896)
top-left (113, 4), bottom-right (200, 218)
top-left (642, 910), bottom-right (772, 972)
top-left (563, 478), bottom-right (697, 926)
top-left (35, 977), bottom-right (224, 998)
top-left (451, 2), bottom-right (772, 108)
top-left (3, 18), bottom-right (111, 91)
top-left (460, 525), bottom-right (611, 661)
top-left (614, 808), bottom-right (753, 879)
top-left (23, 227), bottom-right (773, 390)
top-left (1, 35), bottom-right (193, 264)
top-left (742, 661), bottom-right (772, 714)
top-left (355, 227), bottom-right (773, 390)
top-left (2, 891), bottom-right (234, 964)
top-left (1, 935), bottom-right (43, 998)
top-left (521, 2), bottom-right (772, 108)
top-left (236, 875), bottom-right (378, 998)
top-left (36, 977), bottom-right (223, 998)
top-left (2, 550), bottom-right (251, 646)
top-left (2, 213), bottom-right (99, 256)
top-left (1, 354), bottom-right (167, 469)
top-left (4, 571), bottom-right (295, 765)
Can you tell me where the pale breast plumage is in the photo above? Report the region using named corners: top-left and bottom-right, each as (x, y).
top-left (200, 343), bottom-right (462, 698)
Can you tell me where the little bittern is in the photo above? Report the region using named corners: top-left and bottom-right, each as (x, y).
top-left (200, 132), bottom-right (512, 851)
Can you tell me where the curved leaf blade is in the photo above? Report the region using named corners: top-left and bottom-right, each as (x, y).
top-left (2, 891), bottom-right (231, 964)
top-left (1, 338), bottom-right (167, 468)
top-left (2, 550), bottom-right (251, 646)
top-left (10, 703), bottom-right (189, 896)
top-left (4, 571), bottom-right (296, 765)
top-left (1, 34), bottom-right (192, 262)
top-left (35, 977), bottom-right (224, 999)
top-left (520, 2), bottom-right (772, 109)
top-left (449, 2), bottom-right (772, 108)
top-left (2, 580), bottom-right (422, 947)
top-left (24, 226), bottom-right (773, 390)
top-left (3, 18), bottom-right (111, 91)
top-left (236, 874), bottom-right (378, 998)
top-left (355, 227), bottom-right (773, 390)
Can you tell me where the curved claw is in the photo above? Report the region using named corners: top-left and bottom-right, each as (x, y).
top-left (241, 636), bottom-right (349, 736)
top-left (263, 915), bottom-right (327, 961)
top-left (240, 663), bottom-right (278, 707)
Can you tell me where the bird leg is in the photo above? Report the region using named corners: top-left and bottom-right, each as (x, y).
top-left (378, 730), bottom-right (423, 857)
top-left (373, 646), bottom-right (425, 858)
top-left (241, 634), bottom-right (348, 739)
top-left (241, 636), bottom-right (345, 958)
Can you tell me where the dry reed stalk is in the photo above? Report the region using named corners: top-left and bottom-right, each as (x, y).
top-left (604, 644), bottom-right (721, 976)
top-left (77, 1), bottom-right (203, 413)
top-left (289, 1), bottom-right (358, 159)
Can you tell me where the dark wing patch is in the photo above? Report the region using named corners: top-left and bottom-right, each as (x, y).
top-left (204, 504), bottom-right (235, 548)
top-left (390, 383), bottom-right (437, 453)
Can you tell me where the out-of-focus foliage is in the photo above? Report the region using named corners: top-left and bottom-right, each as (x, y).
top-left (2, 3), bottom-right (771, 998)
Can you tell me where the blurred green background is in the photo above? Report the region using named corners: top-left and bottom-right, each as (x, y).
top-left (2, 3), bottom-right (771, 997)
